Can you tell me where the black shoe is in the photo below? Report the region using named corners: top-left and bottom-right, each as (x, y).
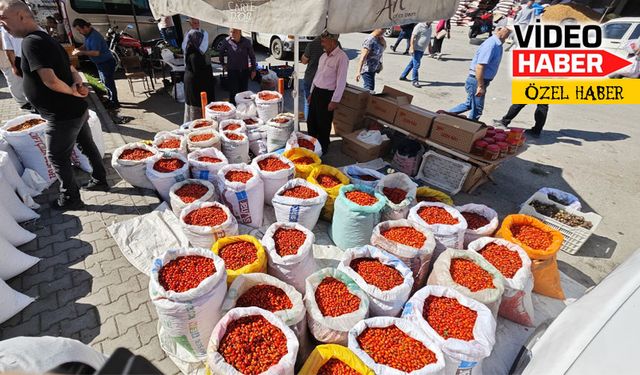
top-left (104, 101), bottom-right (121, 110)
top-left (399, 77), bottom-right (409, 81)
top-left (412, 81), bottom-right (421, 88)
top-left (52, 195), bottom-right (85, 210)
top-left (493, 119), bottom-right (508, 128)
top-left (82, 178), bottom-right (110, 192)
top-left (390, 45), bottom-right (396, 52)
top-left (20, 103), bottom-right (32, 110)
top-left (525, 129), bottom-right (541, 138)
top-left (403, 51), bottom-right (409, 55)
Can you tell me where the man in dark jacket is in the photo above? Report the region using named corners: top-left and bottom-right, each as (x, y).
top-left (391, 23), bottom-right (415, 55)
top-left (219, 28), bottom-right (256, 105)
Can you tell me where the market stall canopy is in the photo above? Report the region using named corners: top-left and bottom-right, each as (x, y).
top-left (148, 0), bottom-right (458, 35)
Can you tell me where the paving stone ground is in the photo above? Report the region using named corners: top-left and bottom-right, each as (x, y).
top-left (0, 74), bottom-right (180, 374)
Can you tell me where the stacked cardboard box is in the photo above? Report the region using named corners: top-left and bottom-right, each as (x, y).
top-left (429, 113), bottom-right (488, 153)
top-left (333, 84), bottom-right (370, 136)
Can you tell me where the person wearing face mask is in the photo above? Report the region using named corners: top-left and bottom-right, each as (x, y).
top-left (219, 28), bottom-right (256, 105)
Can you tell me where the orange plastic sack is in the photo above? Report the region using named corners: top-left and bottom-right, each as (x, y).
top-left (496, 214), bottom-right (565, 299)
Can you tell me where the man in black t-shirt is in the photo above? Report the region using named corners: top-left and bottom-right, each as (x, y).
top-left (0, 0), bottom-right (108, 209)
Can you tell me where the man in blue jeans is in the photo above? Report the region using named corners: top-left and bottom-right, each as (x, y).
top-left (72, 18), bottom-right (119, 109)
top-left (399, 22), bottom-right (431, 88)
top-left (449, 26), bottom-right (511, 121)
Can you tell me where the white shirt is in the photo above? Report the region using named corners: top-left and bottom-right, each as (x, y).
top-left (181, 28), bottom-right (209, 55)
top-left (1, 28), bottom-right (22, 58)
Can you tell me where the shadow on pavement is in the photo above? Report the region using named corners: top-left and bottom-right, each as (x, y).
top-left (558, 260), bottom-right (597, 288)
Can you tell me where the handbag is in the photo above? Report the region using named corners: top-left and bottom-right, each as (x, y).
top-left (436, 29), bottom-right (447, 39)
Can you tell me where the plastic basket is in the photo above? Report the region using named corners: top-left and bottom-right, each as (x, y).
top-left (415, 151), bottom-right (471, 195)
top-left (519, 192), bottom-right (602, 255)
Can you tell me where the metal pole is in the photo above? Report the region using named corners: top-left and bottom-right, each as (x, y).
top-left (128, 0), bottom-right (142, 41)
top-left (293, 35), bottom-right (299, 132)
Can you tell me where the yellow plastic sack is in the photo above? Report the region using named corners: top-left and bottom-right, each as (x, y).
top-left (496, 214), bottom-right (565, 299)
top-left (416, 187), bottom-right (454, 206)
top-left (211, 234), bottom-right (267, 285)
top-left (307, 165), bottom-right (350, 222)
top-left (284, 147), bottom-right (321, 179)
top-left (299, 344), bottom-right (374, 375)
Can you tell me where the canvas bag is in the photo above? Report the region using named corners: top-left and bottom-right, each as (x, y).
top-left (408, 202), bottom-right (468, 258)
top-left (0, 207), bottom-right (36, 247)
top-left (217, 164), bottom-right (264, 228)
top-left (145, 152), bottom-right (190, 202)
top-left (186, 129), bottom-right (221, 153)
top-left (179, 201), bottom-right (238, 249)
top-left (0, 234), bottom-right (39, 280)
top-left (153, 131), bottom-right (187, 155)
top-left (271, 178), bottom-right (328, 230)
top-left (376, 172), bottom-right (418, 221)
top-left (456, 203), bottom-right (499, 247)
top-left (168, 179), bottom-right (216, 218)
top-left (255, 90), bottom-right (283, 122)
top-left (220, 131), bottom-right (250, 164)
top-left (205, 101), bottom-right (236, 122)
top-left (111, 142), bottom-right (158, 189)
top-left (219, 119), bottom-right (247, 135)
top-left (251, 153), bottom-right (295, 205)
top-left (266, 114), bottom-right (295, 152)
top-left (285, 131), bottom-right (322, 157)
top-left (187, 147), bottom-right (228, 184)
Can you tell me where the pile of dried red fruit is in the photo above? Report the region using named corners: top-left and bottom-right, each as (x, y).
top-left (210, 104), bottom-right (232, 112)
top-left (511, 224), bottom-right (553, 250)
top-left (450, 258), bottom-right (494, 292)
top-left (423, 295), bottom-right (477, 341)
top-left (244, 118), bottom-right (259, 125)
top-left (225, 170), bottom-right (253, 183)
top-left (218, 315), bottom-right (288, 375)
top-left (356, 174), bottom-right (378, 181)
top-left (381, 226), bottom-right (426, 248)
top-left (7, 118), bottom-right (46, 132)
top-left (297, 138), bottom-right (315, 150)
top-left (417, 206), bottom-right (459, 225)
top-left (345, 191), bottom-right (378, 206)
top-left (258, 92), bottom-right (280, 101)
top-left (280, 185), bottom-right (319, 199)
top-left (292, 156), bottom-right (315, 165)
top-left (272, 117), bottom-right (290, 124)
top-left (119, 148), bottom-right (154, 161)
top-left (219, 240), bottom-right (258, 270)
top-left (317, 358), bottom-right (360, 375)
top-left (225, 132), bottom-right (245, 141)
top-left (258, 157), bottom-right (290, 172)
top-left (223, 123), bottom-right (243, 131)
top-left (382, 187), bottom-right (407, 204)
top-left (157, 138), bottom-right (181, 149)
top-left (417, 196), bottom-right (442, 203)
top-left (192, 120), bottom-right (213, 129)
top-left (462, 212), bottom-right (490, 230)
top-left (190, 133), bottom-right (214, 142)
top-left (153, 158), bottom-right (184, 173)
top-left (197, 156), bottom-right (222, 163)
top-left (183, 206), bottom-right (228, 226)
top-left (357, 325), bottom-right (437, 372)
top-left (174, 183), bottom-right (208, 203)
top-left (350, 258), bottom-right (403, 291)
top-left (273, 228), bottom-right (306, 256)
top-left (317, 174), bottom-right (342, 188)
top-left (315, 277), bottom-right (361, 317)
top-left (158, 255), bottom-right (215, 293)
top-left (478, 242), bottom-right (522, 279)
top-left (236, 284), bottom-right (293, 312)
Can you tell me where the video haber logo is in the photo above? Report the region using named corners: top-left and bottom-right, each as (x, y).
top-left (511, 22), bottom-right (632, 77)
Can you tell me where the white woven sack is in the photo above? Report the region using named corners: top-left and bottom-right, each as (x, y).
top-left (87, 109), bottom-right (105, 157)
top-left (205, 102), bottom-right (236, 122)
top-left (146, 152), bottom-right (189, 201)
top-left (247, 124), bottom-right (268, 157)
top-left (427, 249), bottom-right (505, 317)
top-left (0, 234), bottom-right (39, 280)
top-left (285, 132), bottom-right (323, 157)
top-left (0, 176), bottom-right (39, 222)
top-left (150, 248), bottom-right (227, 360)
top-left (271, 178), bottom-right (328, 230)
top-left (153, 131), bottom-right (187, 155)
top-left (0, 151), bottom-right (38, 208)
top-left (304, 268), bottom-right (369, 345)
top-left (456, 204), bottom-right (499, 247)
top-left (0, 207), bottom-right (36, 246)
top-left (255, 91), bottom-right (282, 121)
top-left (111, 142), bottom-right (158, 189)
top-left (337, 245), bottom-right (414, 317)
top-left (376, 172), bottom-right (418, 221)
top-left (467, 237), bottom-right (535, 326)
top-left (169, 179), bottom-right (216, 218)
top-left (207, 307), bottom-right (299, 375)
top-left (235, 91), bottom-right (255, 105)
top-left (187, 147), bottom-right (228, 184)
top-left (0, 278), bottom-right (34, 324)
top-left (217, 164), bottom-right (264, 228)
top-left (401, 285), bottom-right (496, 375)
top-left (344, 166), bottom-right (384, 189)
top-left (180, 201), bottom-right (238, 249)
top-left (408, 202), bottom-right (468, 258)
top-left (251, 153), bottom-right (295, 205)
top-left (219, 119), bottom-right (247, 135)
top-left (262, 222), bottom-right (317, 293)
top-left (370, 219), bottom-right (436, 292)
top-left (220, 131), bottom-right (249, 164)
top-left (0, 134), bottom-right (23, 174)
top-left (266, 114), bottom-right (294, 152)
top-left (186, 129), bottom-right (221, 153)
top-left (188, 119), bottom-right (219, 132)
top-left (235, 91), bottom-right (256, 118)
top-left (348, 317), bottom-right (446, 375)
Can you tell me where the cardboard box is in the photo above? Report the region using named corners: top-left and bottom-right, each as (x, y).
top-left (340, 84), bottom-right (370, 109)
top-left (429, 114), bottom-right (488, 153)
top-left (334, 104), bottom-right (366, 126)
top-left (333, 120), bottom-right (363, 136)
top-left (394, 105), bottom-right (437, 138)
top-left (366, 86), bottom-right (413, 123)
top-left (341, 131), bottom-right (391, 162)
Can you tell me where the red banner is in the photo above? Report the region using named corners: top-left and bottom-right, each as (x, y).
top-left (512, 49), bottom-right (632, 77)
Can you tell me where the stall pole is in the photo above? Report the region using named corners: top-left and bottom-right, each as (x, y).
top-left (293, 35), bottom-right (300, 132)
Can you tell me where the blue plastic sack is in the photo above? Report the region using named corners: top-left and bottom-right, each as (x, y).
top-left (330, 184), bottom-right (387, 250)
top-left (344, 166), bottom-right (385, 189)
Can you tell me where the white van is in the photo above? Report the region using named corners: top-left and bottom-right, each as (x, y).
top-left (600, 17), bottom-right (640, 56)
top-left (244, 32), bottom-right (315, 60)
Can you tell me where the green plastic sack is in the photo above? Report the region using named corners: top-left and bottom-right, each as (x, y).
top-left (330, 184), bottom-right (387, 250)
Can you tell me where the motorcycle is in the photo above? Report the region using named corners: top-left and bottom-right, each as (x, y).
top-left (467, 9), bottom-right (494, 39)
top-left (106, 24), bottom-right (165, 69)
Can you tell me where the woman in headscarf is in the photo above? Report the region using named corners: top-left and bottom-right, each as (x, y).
top-left (183, 30), bottom-right (215, 122)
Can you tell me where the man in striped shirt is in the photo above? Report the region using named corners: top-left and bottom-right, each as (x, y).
top-left (307, 31), bottom-right (348, 152)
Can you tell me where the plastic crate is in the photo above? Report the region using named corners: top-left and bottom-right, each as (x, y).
top-left (416, 151), bottom-right (471, 195)
top-left (519, 192), bottom-right (602, 255)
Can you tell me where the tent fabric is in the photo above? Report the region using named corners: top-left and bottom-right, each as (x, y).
top-left (148, 0), bottom-right (458, 35)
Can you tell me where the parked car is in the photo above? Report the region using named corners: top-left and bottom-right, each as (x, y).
top-left (246, 32), bottom-right (315, 60)
top-left (511, 249), bottom-right (640, 374)
top-left (601, 17), bottom-right (640, 56)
